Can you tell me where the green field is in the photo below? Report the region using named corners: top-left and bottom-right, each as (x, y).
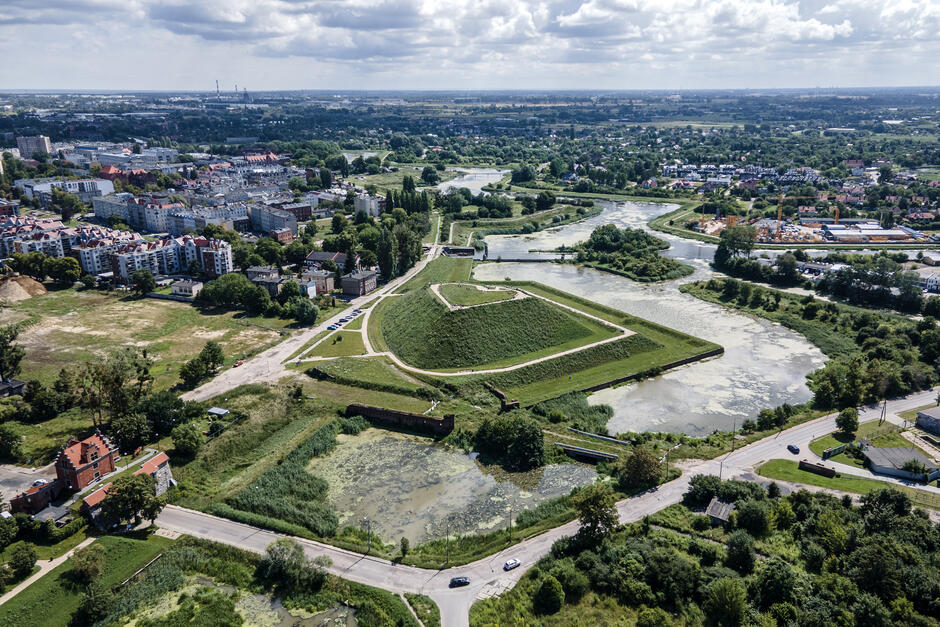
top-left (396, 256), bottom-right (472, 292)
top-left (380, 286), bottom-right (617, 370)
top-left (312, 356), bottom-right (428, 395)
top-left (808, 420), bottom-right (929, 468)
top-left (438, 283), bottom-right (515, 306)
top-left (0, 288), bottom-right (288, 390)
top-left (0, 534), bottom-right (174, 627)
top-left (757, 459), bottom-right (940, 511)
top-left (307, 331), bottom-right (366, 357)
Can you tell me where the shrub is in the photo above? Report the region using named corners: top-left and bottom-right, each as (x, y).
top-left (475, 413), bottom-right (545, 471)
top-left (725, 530), bottom-right (756, 574)
top-left (533, 575), bottom-right (564, 614)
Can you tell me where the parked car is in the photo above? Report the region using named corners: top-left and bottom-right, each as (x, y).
top-left (503, 558), bottom-right (521, 571)
top-left (787, 444), bottom-right (800, 454)
top-left (233, 360), bottom-right (244, 367)
top-left (449, 576), bottom-right (470, 588)
top-left (328, 324), bottom-right (339, 330)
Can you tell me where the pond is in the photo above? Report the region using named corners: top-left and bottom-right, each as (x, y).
top-left (308, 429), bottom-right (596, 543)
top-left (474, 200), bottom-right (828, 436)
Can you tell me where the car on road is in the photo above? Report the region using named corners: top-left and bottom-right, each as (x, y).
top-left (787, 444), bottom-right (800, 454)
top-left (233, 360), bottom-right (244, 367)
top-left (449, 576), bottom-right (470, 587)
top-left (328, 324), bottom-right (339, 330)
top-left (503, 559), bottom-right (521, 571)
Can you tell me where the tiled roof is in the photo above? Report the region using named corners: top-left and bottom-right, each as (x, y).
top-left (135, 452), bottom-right (170, 477)
top-left (82, 483), bottom-right (112, 509)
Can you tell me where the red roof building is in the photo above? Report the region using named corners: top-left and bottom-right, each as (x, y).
top-left (55, 431), bottom-right (118, 491)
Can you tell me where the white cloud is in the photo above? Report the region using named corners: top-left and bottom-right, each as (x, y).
top-left (0, 0), bottom-right (936, 89)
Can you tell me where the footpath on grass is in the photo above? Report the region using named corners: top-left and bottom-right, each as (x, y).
top-left (0, 537), bottom-right (96, 607)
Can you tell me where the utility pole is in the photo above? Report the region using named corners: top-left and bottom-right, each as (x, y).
top-left (362, 517), bottom-right (371, 554)
top-left (444, 517), bottom-right (450, 566)
top-left (508, 505), bottom-right (513, 541)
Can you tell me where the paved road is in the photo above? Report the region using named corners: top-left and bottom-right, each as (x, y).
top-left (182, 232), bottom-right (443, 403)
top-left (156, 387), bottom-right (940, 626)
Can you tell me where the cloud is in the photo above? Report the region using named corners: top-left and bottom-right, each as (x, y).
top-left (0, 0), bottom-right (937, 89)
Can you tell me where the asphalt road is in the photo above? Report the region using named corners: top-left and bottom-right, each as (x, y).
top-left (156, 387), bottom-right (940, 626)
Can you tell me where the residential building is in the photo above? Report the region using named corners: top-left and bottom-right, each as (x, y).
top-left (353, 193), bottom-right (385, 217)
top-left (250, 204), bottom-right (298, 235)
top-left (916, 406), bottom-right (940, 436)
top-left (299, 268), bottom-right (334, 295)
top-left (305, 250), bottom-right (350, 270)
top-left (341, 269), bottom-right (377, 296)
top-left (110, 236), bottom-right (232, 283)
top-left (246, 265), bottom-right (279, 281)
top-left (171, 280), bottom-right (203, 298)
top-left (0, 199), bottom-right (21, 217)
top-left (15, 177), bottom-right (115, 206)
top-left (55, 431), bottom-right (119, 491)
top-left (271, 227), bottom-right (294, 243)
top-left (135, 451), bottom-right (174, 496)
top-left (253, 275), bottom-right (288, 298)
top-left (16, 135), bottom-right (52, 158)
top-left (10, 480), bottom-right (64, 515)
top-left (0, 379), bottom-right (27, 397)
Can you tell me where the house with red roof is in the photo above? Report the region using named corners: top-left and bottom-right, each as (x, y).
top-left (55, 431), bottom-right (118, 491)
top-left (134, 451), bottom-right (174, 496)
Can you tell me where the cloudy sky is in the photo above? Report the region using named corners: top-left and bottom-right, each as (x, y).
top-left (1, 0), bottom-right (938, 91)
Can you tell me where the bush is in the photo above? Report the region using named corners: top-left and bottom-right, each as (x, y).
top-left (725, 530), bottom-right (756, 574)
top-left (474, 413), bottom-right (545, 471)
top-left (7, 543), bottom-right (36, 579)
top-left (533, 575), bottom-right (565, 614)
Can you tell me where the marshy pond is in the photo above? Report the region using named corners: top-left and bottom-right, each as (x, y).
top-left (308, 429), bottom-right (596, 543)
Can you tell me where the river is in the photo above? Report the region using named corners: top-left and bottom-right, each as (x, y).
top-left (473, 200), bottom-right (828, 436)
top-left (437, 168), bottom-right (509, 195)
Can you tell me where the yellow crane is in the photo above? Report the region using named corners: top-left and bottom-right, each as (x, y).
top-left (774, 194), bottom-right (827, 241)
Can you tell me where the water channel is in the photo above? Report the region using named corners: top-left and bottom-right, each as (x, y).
top-left (437, 168), bottom-right (509, 195)
top-left (308, 429), bottom-right (596, 543)
top-left (474, 200), bottom-right (829, 436)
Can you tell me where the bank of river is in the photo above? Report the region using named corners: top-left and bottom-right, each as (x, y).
top-left (475, 200), bottom-right (828, 436)
top-left (308, 429), bottom-right (595, 544)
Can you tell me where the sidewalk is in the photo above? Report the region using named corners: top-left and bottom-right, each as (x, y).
top-left (0, 536), bottom-right (96, 607)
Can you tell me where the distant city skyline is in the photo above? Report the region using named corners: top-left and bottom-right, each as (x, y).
top-left (1, 0), bottom-right (938, 91)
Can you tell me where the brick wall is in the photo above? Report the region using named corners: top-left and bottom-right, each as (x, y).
top-left (346, 404), bottom-right (454, 435)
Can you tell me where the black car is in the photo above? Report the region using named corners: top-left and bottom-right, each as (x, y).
top-left (449, 576), bottom-right (470, 588)
top-left (787, 444), bottom-right (800, 455)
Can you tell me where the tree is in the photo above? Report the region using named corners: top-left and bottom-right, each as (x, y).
top-left (258, 538), bottom-right (327, 591)
top-left (319, 168), bottom-right (332, 189)
top-left (71, 546), bottom-right (104, 581)
top-left (376, 227), bottom-right (398, 280)
top-left (199, 341), bottom-right (225, 373)
top-left (77, 348), bottom-right (153, 427)
top-left (718, 224), bottom-right (757, 259)
top-left (8, 543), bottom-right (37, 579)
top-left (45, 257), bottom-right (81, 285)
top-left (101, 473), bottom-right (164, 525)
top-left (136, 390), bottom-right (185, 436)
top-left (110, 412), bottom-right (152, 451)
top-left (420, 165), bottom-right (440, 184)
top-left (725, 530), bottom-right (756, 573)
top-left (616, 447), bottom-right (663, 490)
top-left (278, 280), bottom-right (301, 305)
top-left (735, 499), bottom-right (771, 537)
top-left (400, 537), bottom-right (409, 558)
top-left (0, 324), bottom-right (25, 381)
top-left (704, 577), bottom-right (748, 627)
top-left (535, 190), bottom-right (555, 212)
top-left (533, 575), bottom-right (564, 614)
top-left (572, 482), bottom-right (618, 539)
top-left (179, 356), bottom-right (209, 389)
top-left (130, 268), bottom-right (156, 296)
top-left (80, 274), bottom-right (97, 290)
top-left (294, 298), bottom-right (319, 325)
top-left (836, 407), bottom-right (859, 435)
top-left (73, 581), bottom-right (114, 624)
top-left (172, 422), bottom-right (204, 457)
top-left (0, 423), bottom-right (21, 461)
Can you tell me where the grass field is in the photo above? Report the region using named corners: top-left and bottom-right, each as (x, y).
top-left (396, 256), bottom-right (472, 293)
top-left (757, 459), bottom-right (940, 510)
top-left (405, 594), bottom-right (441, 627)
top-left (344, 315), bottom-right (364, 330)
top-left (307, 331), bottom-right (366, 358)
top-left (352, 167), bottom-right (457, 193)
top-left (0, 533), bottom-right (174, 627)
top-left (0, 288), bottom-right (287, 390)
top-left (448, 204), bottom-right (600, 246)
top-left (380, 286), bottom-right (617, 370)
top-left (312, 356), bottom-right (426, 394)
top-left (438, 283), bottom-right (515, 306)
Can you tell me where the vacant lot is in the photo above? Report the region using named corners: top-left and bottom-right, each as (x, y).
top-left (307, 331), bottom-right (366, 357)
top-left (0, 288), bottom-right (287, 390)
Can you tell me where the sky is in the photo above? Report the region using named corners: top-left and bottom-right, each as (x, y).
top-left (1, 0), bottom-right (938, 91)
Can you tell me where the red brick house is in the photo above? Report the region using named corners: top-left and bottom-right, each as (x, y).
top-left (55, 431), bottom-right (118, 491)
top-left (9, 480), bottom-right (64, 515)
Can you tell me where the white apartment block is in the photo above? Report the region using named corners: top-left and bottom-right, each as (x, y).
top-left (16, 135), bottom-right (51, 158)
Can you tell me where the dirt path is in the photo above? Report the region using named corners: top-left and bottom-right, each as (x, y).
top-left (428, 282), bottom-right (525, 312)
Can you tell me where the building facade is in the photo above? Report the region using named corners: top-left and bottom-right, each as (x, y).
top-left (55, 432), bottom-right (119, 491)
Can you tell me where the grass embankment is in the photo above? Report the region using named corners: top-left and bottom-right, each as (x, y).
top-left (307, 331), bottom-right (366, 358)
top-left (757, 459), bottom-right (940, 510)
top-left (448, 205), bottom-right (602, 247)
top-left (0, 533), bottom-right (173, 627)
top-left (0, 287), bottom-right (287, 390)
top-left (380, 286), bottom-right (617, 370)
top-left (438, 283), bottom-right (514, 306)
top-left (405, 594), bottom-right (441, 627)
top-left (343, 315), bottom-right (364, 330)
top-left (308, 357), bottom-right (438, 400)
top-left (446, 281), bottom-right (720, 404)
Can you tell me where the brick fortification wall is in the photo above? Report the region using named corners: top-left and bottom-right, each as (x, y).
top-left (346, 404), bottom-right (454, 435)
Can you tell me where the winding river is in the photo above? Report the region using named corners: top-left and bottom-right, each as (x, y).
top-left (474, 201), bottom-right (828, 436)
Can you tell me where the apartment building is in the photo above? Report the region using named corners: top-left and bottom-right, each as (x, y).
top-left (15, 177), bottom-right (115, 206)
top-left (16, 135), bottom-right (52, 158)
top-left (250, 204), bottom-right (298, 235)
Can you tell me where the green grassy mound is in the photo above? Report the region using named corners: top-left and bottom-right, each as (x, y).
top-left (380, 287), bottom-right (600, 369)
top-left (439, 283), bottom-right (514, 306)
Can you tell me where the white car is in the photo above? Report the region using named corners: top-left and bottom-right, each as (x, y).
top-left (503, 558), bottom-right (521, 571)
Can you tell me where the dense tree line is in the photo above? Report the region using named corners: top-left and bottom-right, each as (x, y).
top-left (576, 224), bottom-right (693, 281)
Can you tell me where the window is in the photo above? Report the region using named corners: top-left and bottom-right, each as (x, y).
top-left (93, 471), bottom-right (100, 480)
top-left (89, 449), bottom-right (99, 461)
top-left (92, 462), bottom-right (99, 469)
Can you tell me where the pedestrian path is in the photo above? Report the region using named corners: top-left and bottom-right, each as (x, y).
top-left (0, 536), bottom-right (96, 607)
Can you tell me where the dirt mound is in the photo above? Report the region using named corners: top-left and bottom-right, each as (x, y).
top-left (0, 275), bottom-right (47, 303)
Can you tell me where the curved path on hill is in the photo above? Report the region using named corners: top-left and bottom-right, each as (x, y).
top-left (300, 285), bottom-right (633, 378)
top-left (156, 387), bottom-right (940, 627)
